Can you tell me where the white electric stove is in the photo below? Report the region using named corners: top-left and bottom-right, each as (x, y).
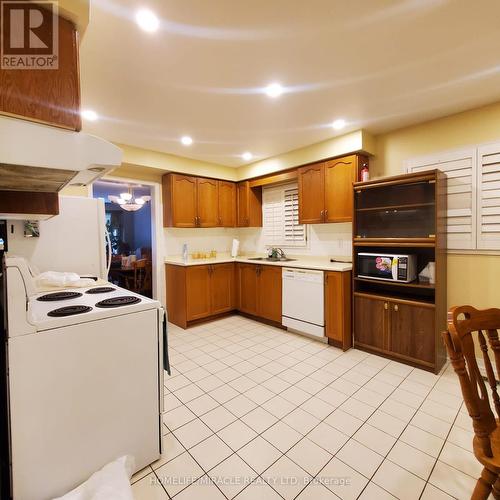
top-left (4, 256), bottom-right (165, 500)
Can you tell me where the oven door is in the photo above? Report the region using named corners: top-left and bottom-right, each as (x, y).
top-left (357, 253), bottom-right (398, 281)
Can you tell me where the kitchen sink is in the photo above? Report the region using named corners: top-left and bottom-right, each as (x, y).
top-left (248, 257), bottom-right (297, 262)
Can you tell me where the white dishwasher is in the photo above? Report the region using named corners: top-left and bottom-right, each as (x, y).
top-left (282, 268), bottom-right (325, 339)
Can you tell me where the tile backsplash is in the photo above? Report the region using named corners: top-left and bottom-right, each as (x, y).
top-left (164, 223), bottom-right (352, 257)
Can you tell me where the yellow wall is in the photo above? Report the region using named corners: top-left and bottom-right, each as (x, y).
top-left (372, 101), bottom-right (500, 310)
top-left (238, 130), bottom-right (375, 180)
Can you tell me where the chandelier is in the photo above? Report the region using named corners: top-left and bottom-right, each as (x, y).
top-left (108, 188), bottom-right (151, 212)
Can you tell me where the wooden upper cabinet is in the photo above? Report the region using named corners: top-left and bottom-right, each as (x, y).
top-left (325, 271), bottom-right (352, 350)
top-left (298, 163), bottom-right (325, 224)
top-left (237, 181), bottom-right (262, 227)
top-left (196, 178), bottom-right (218, 227)
top-left (210, 264), bottom-right (235, 314)
top-left (324, 155), bottom-right (357, 222)
top-left (0, 14), bottom-right (81, 130)
top-left (298, 154), bottom-right (368, 224)
top-left (163, 174), bottom-right (197, 227)
top-left (218, 181), bottom-right (236, 227)
top-left (185, 266), bottom-right (211, 321)
top-left (257, 266), bottom-right (282, 323)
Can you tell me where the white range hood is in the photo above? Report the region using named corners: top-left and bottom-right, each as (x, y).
top-left (0, 115), bottom-right (123, 191)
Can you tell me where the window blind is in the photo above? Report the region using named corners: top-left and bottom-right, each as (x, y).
top-left (477, 143), bottom-right (500, 250)
top-left (405, 148), bottom-right (476, 250)
top-left (262, 183), bottom-right (306, 247)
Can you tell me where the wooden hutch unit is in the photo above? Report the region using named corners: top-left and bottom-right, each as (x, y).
top-left (352, 170), bottom-right (447, 373)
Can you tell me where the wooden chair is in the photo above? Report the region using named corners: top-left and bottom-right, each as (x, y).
top-left (443, 305), bottom-right (500, 499)
top-left (125, 258), bottom-right (152, 296)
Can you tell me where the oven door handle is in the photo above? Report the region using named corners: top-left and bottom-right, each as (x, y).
top-left (162, 311), bottom-right (171, 375)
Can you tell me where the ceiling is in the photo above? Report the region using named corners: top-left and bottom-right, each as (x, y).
top-left (80, 0), bottom-right (500, 167)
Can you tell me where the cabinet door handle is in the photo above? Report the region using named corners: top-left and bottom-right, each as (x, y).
top-left (324, 209), bottom-right (328, 219)
top-left (384, 302), bottom-right (388, 310)
top-left (394, 304), bottom-right (399, 312)
top-left (320, 210), bottom-right (324, 220)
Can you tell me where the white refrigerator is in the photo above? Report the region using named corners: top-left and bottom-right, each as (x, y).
top-left (7, 196), bottom-right (110, 279)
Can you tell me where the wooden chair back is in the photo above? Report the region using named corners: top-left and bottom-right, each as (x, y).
top-left (443, 305), bottom-right (500, 458)
top-left (130, 258), bottom-right (152, 295)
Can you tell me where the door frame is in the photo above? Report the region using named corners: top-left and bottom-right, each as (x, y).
top-left (90, 176), bottom-right (165, 306)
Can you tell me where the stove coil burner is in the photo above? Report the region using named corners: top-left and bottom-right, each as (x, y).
top-left (47, 305), bottom-right (93, 317)
top-left (85, 287), bottom-right (116, 294)
top-left (95, 296), bottom-right (141, 308)
top-left (37, 291), bottom-right (83, 302)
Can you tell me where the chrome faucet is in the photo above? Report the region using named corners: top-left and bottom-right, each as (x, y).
top-left (268, 247), bottom-right (286, 260)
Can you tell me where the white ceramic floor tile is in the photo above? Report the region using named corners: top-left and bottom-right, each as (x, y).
top-left (155, 452), bottom-right (204, 497)
top-left (318, 457), bottom-right (369, 500)
top-left (429, 460), bottom-right (478, 500)
top-left (210, 453), bottom-right (258, 499)
top-left (308, 421), bottom-right (349, 454)
top-left (237, 436), bottom-right (282, 474)
top-left (399, 425), bottom-right (445, 458)
top-left (372, 459), bottom-right (426, 500)
top-left (174, 475), bottom-right (226, 500)
top-left (282, 407), bottom-right (321, 435)
top-left (245, 384), bottom-right (275, 405)
top-left (216, 419), bottom-right (258, 452)
top-left (185, 393), bottom-right (220, 416)
top-left (208, 384), bottom-right (240, 404)
top-left (132, 473), bottom-right (169, 500)
top-left (263, 455), bottom-right (311, 498)
top-left (358, 481), bottom-right (397, 499)
top-left (337, 439), bottom-right (384, 478)
top-left (295, 481), bottom-right (341, 499)
top-left (300, 396), bottom-right (336, 420)
top-left (366, 409), bottom-right (407, 438)
top-left (151, 433), bottom-right (185, 470)
top-left (189, 434), bottom-right (233, 472)
top-left (286, 437), bottom-right (333, 476)
top-left (163, 405), bottom-right (197, 431)
top-left (261, 394), bottom-right (296, 419)
top-left (420, 483), bottom-right (455, 500)
top-left (200, 405), bottom-right (237, 432)
top-left (234, 479), bottom-right (282, 500)
top-left (324, 409), bottom-right (364, 436)
top-left (387, 440), bottom-right (436, 480)
top-left (174, 383), bottom-right (205, 403)
top-left (340, 397), bottom-right (376, 421)
top-left (172, 418), bottom-right (213, 449)
top-left (262, 420), bottom-right (303, 453)
top-left (223, 394), bottom-right (257, 418)
top-left (240, 406), bottom-right (278, 434)
top-left (439, 441), bottom-right (482, 478)
top-left (353, 423), bottom-right (396, 456)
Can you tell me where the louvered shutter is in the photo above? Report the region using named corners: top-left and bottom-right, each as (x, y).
top-left (262, 183), bottom-right (306, 247)
top-left (406, 148), bottom-right (476, 250)
top-left (477, 143), bottom-right (500, 250)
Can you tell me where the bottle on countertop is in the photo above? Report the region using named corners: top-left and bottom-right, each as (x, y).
top-left (182, 243), bottom-right (188, 263)
top-left (360, 162), bottom-right (369, 182)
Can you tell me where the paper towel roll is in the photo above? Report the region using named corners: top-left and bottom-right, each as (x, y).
top-left (231, 239), bottom-right (240, 257)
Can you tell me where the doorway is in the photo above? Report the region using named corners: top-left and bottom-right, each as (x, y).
top-left (93, 180), bottom-right (153, 298)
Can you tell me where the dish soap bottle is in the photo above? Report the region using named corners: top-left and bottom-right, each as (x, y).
top-left (182, 243), bottom-right (188, 263)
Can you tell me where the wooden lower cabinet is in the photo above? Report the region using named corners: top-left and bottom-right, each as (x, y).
top-left (388, 301), bottom-right (435, 364)
top-left (354, 293), bottom-right (437, 371)
top-left (185, 266), bottom-right (211, 321)
top-left (166, 263), bottom-right (235, 328)
top-left (325, 271), bottom-right (352, 350)
top-left (236, 263), bottom-right (281, 322)
top-left (257, 266), bottom-right (282, 323)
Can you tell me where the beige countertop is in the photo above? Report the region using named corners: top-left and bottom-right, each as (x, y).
top-left (164, 254), bottom-right (352, 272)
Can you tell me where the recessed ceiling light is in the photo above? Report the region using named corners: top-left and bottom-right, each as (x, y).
top-left (265, 83), bottom-right (284, 98)
top-left (135, 8), bottom-right (159, 33)
top-left (181, 136), bottom-right (193, 146)
top-left (242, 152), bottom-right (253, 161)
top-left (81, 109), bottom-right (98, 121)
top-left (332, 119), bottom-right (346, 130)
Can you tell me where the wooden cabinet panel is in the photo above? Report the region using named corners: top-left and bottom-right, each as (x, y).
top-left (257, 266), bottom-right (282, 323)
top-left (197, 178), bottom-right (218, 227)
top-left (298, 163), bottom-right (325, 224)
top-left (185, 266), bottom-right (211, 321)
top-left (166, 265), bottom-right (187, 328)
top-left (237, 264), bottom-right (259, 316)
top-left (218, 181), bottom-right (236, 227)
top-left (353, 294), bottom-right (387, 351)
top-left (389, 301), bottom-right (435, 364)
top-left (210, 264), bottom-right (235, 315)
top-left (0, 15), bottom-right (81, 130)
top-left (324, 156), bottom-right (357, 222)
top-left (237, 181), bottom-right (262, 227)
top-left (325, 271), bottom-right (352, 350)
top-left (163, 174), bottom-right (197, 227)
